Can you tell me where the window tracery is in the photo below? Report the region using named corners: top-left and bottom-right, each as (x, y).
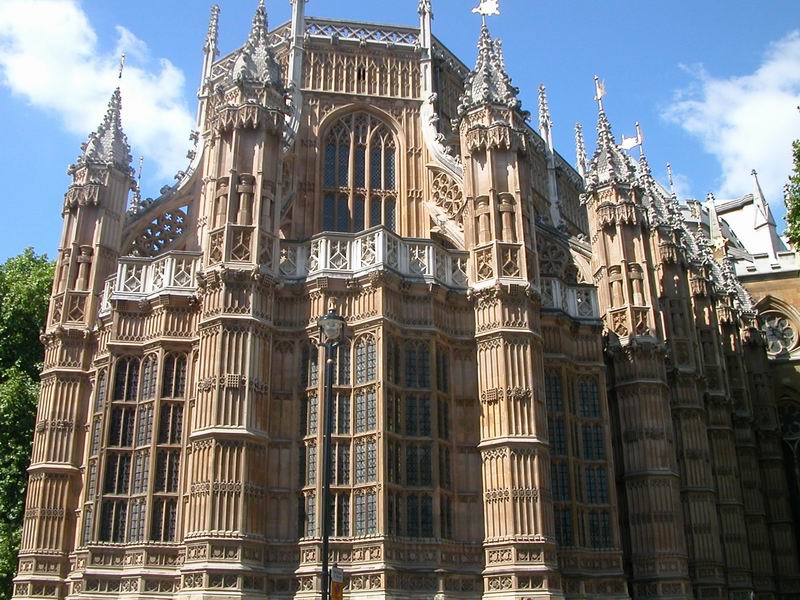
top-left (322, 112), bottom-right (397, 233)
top-left (760, 312), bottom-right (798, 355)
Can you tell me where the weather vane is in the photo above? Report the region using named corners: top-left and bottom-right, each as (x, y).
top-left (472, 0), bottom-right (500, 25)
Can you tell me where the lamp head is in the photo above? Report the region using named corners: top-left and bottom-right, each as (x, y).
top-left (318, 308), bottom-right (346, 344)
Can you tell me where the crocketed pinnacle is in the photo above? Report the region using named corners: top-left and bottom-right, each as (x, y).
top-left (538, 84), bottom-right (552, 131)
top-left (204, 4), bottom-right (221, 54)
top-left (586, 104), bottom-right (634, 186)
top-left (575, 122), bottom-right (586, 176)
top-left (75, 87), bottom-right (132, 172)
top-left (457, 23), bottom-right (521, 116)
top-left (231, 0), bottom-right (283, 88)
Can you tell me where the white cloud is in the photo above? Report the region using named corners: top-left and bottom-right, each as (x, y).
top-left (663, 31), bottom-right (800, 210)
top-left (0, 0), bottom-right (194, 181)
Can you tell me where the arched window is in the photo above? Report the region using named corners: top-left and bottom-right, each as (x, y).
top-left (113, 357), bottom-right (140, 402)
top-left (141, 354), bottom-right (158, 401)
top-left (322, 112), bottom-right (397, 233)
top-left (162, 353), bottom-right (188, 398)
top-left (354, 335), bottom-right (377, 384)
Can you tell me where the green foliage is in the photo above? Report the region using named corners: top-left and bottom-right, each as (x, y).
top-left (0, 249), bottom-right (53, 600)
top-left (0, 249), bottom-right (54, 379)
top-left (786, 139), bottom-right (800, 248)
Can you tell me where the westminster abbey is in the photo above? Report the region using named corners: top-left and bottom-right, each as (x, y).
top-left (12, 2), bottom-right (800, 600)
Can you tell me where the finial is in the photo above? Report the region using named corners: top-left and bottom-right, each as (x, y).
top-left (418, 0), bottom-right (433, 17)
top-left (118, 53), bottom-right (126, 80)
top-left (751, 168), bottom-right (775, 228)
top-left (593, 75), bottom-right (605, 112)
top-left (575, 123), bottom-right (586, 177)
top-left (230, 0), bottom-right (282, 88)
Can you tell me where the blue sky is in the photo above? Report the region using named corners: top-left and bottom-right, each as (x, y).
top-left (1, 0), bottom-right (799, 260)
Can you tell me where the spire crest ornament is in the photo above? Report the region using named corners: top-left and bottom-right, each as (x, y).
top-left (117, 53), bottom-right (126, 80)
top-left (666, 162), bottom-right (675, 195)
top-left (585, 77), bottom-right (635, 188)
top-left (73, 87), bottom-right (132, 172)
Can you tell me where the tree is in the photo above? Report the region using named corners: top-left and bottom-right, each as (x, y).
top-left (0, 249), bottom-right (53, 600)
top-left (786, 139), bottom-right (800, 248)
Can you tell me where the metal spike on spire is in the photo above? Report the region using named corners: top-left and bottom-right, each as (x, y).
top-left (118, 53), bottom-right (126, 80)
top-left (75, 87), bottom-right (132, 171)
top-left (575, 123), bottom-right (587, 178)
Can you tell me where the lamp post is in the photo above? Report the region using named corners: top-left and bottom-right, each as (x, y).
top-left (318, 308), bottom-right (346, 600)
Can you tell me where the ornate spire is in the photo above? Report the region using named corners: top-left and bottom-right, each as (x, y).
top-left (751, 169), bottom-right (776, 228)
top-left (73, 87), bottom-right (132, 172)
top-left (586, 78), bottom-right (634, 187)
top-left (204, 4), bottom-right (221, 55)
top-left (457, 23), bottom-right (522, 116)
top-left (575, 122), bottom-right (586, 178)
top-left (231, 0), bottom-right (282, 88)
top-left (418, 0), bottom-right (433, 17)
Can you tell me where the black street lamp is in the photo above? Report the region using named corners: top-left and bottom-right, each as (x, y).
top-left (318, 308), bottom-right (346, 600)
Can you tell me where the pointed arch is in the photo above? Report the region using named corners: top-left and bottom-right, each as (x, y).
top-left (318, 105), bottom-right (405, 234)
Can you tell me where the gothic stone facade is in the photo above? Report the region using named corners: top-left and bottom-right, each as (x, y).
top-left (12, 3), bottom-right (800, 600)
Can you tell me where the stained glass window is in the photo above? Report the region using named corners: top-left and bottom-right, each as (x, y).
top-left (104, 453), bottom-right (131, 494)
top-left (548, 415), bottom-right (566, 456)
top-left (406, 494), bottom-right (433, 538)
top-left (136, 404), bottom-right (154, 447)
top-left (582, 424), bottom-right (605, 460)
top-left (141, 355), bottom-right (158, 400)
top-left (95, 369), bottom-right (108, 412)
top-left (405, 395), bottom-right (431, 436)
top-left (162, 353), bottom-right (188, 398)
top-left (355, 335), bottom-right (377, 384)
top-left (335, 394), bottom-right (350, 434)
top-left (99, 500), bottom-right (127, 542)
top-left (113, 357), bottom-right (140, 402)
top-left (579, 378), bottom-right (600, 418)
top-left (132, 451), bottom-right (150, 494)
top-left (335, 342), bottom-right (351, 386)
top-left (306, 444), bottom-right (317, 486)
top-left (585, 466), bottom-right (609, 504)
top-left (545, 371), bottom-right (563, 412)
top-left (405, 341), bottom-right (430, 389)
top-left (128, 498), bottom-right (146, 542)
top-left (589, 510), bottom-right (611, 548)
top-left (321, 113), bottom-right (398, 233)
top-left (354, 390), bottom-right (376, 433)
top-left (155, 450), bottom-right (180, 493)
top-left (158, 403), bottom-right (183, 445)
top-left (554, 507), bottom-right (573, 546)
top-left (551, 461), bottom-right (570, 501)
top-left (150, 497), bottom-right (178, 542)
top-left (355, 491), bottom-right (377, 536)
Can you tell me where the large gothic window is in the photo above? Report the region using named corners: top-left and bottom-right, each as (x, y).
top-left (322, 112), bottom-right (397, 233)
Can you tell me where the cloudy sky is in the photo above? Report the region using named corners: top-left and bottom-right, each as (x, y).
top-left (0, 0), bottom-right (799, 259)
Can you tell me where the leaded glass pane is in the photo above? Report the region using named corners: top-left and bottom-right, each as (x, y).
top-left (366, 440), bottom-right (377, 482)
top-left (386, 197), bottom-right (396, 232)
top-left (370, 196), bottom-right (382, 228)
top-left (323, 194), bottom-right (336, 231)
top-left (370, 145), bottom-right (382, 189)
top-left (385, 148), bottom-right (396, 189)
top-left (579, 378), bottom-right (600, 418)
top-left (324, 143), bottom-right (336, 187)
top-left (551, 461), bottom-right (570, 501)
top-left (545, 371), bottom-right (563, 412)
top-left (548, 415), bottom-right (566, 455)
top-left (354, 195), bottom-right (365, 232)
top-left (336, 194), bottom-right (349, 232)
top-left (355, 145), bottom-right (366, 187)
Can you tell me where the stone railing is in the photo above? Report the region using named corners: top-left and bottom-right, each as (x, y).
top-left (100, 251), bottom-right (202, 315)
top-left (540, 277), bottom-right (600, 320)
top-left (277, 228), bottom-right (469, 290)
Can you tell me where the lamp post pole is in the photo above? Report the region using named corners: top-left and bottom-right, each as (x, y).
top-left (317, 308), bottom-right (346, 600)
top-left (320, 342), bottom-right (335, 600)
